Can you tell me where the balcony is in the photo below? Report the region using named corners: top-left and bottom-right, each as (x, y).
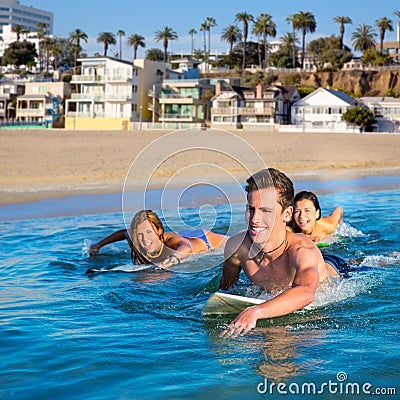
top-left (159, 113), bottom-right (194, 121)
top-left (71, 75), bottom-right (131, 84)
top-left (17, 109), bottom-right (45, 116)
top-left (71, 93), bottom-right (132, 101)
top-left (237, 107), bottom-right (274, 116)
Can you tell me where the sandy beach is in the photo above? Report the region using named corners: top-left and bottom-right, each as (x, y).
top-left (1, 128), bottom-right (400, 206)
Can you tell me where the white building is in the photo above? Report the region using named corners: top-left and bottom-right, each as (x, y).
top-left (360, 96), bottom-right (400, 133)
top-left (0, 0), bottom-right (53, 34)
top-left (289, 87), bottom-right (357, 132)
top-left (65, 57), bottom-right (170, 130)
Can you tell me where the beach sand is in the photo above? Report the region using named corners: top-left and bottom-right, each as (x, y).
top-left (1, 128), bottom-right (400, 206)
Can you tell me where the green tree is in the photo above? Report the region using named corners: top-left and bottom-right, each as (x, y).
top-left (188, 28), bottom-right (197, 55)
top-left (127, 34), bottom-right (145, 61)
top-left (145, 48), bottom-right (164, 62)
top-left (117, 30), bottom-right (125, 59)
top-left (235, 11), bottom-right (254, 70)
top-left (361, 49), bottom-right (391, 66)
top-left (375, 17), bottom-right (394, 53)
top-left (307, 35), bottom-right (352, 70)
top-left (154, 26), bottom-right (178, 62)
top-left (351, 24), bottom-right (377, 53)
top-left (1, 40), bottom-right (37, 68)
top-left (341, 106), bottom-right (376, 132)
top-left (97, 32), bottom-right (117, 57)
top-left (68, 28), bottom-right (88, 67)
top-left (333, 16), bottom-right (353, 50)
top-left (220, 24), bottom-right (242, 56)
top-left (254, 13), bottom-right (276, 69)
top-left (293, 11), bottom-right (317, 69)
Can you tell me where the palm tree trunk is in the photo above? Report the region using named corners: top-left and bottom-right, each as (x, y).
top-left (301, 29), bottom-right (306, 69)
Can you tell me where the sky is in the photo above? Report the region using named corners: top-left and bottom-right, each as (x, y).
top-left (24, 0), bottom-right (400, 60)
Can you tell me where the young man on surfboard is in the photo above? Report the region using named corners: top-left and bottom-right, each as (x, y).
top-left (219, 168), bottom-right (341, 337)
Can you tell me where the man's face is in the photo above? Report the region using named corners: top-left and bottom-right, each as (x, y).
top-left (245, 187), bottom-right (292, 245)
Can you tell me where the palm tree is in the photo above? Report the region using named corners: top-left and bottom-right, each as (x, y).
top-left (251, 22), bottom-right (263, 67)
top-left (127, 33), bottom-right (145, 61)
top-left (394, 11), bottom-right (400, 59)
top-left (280, 32), bottom-right (299, 65)
top-left (286, 14), bottom-right (297, 68)
top-left (154, 26), bottom-right (178, 62)
top-left (292, 11), bottom-right (317, 69)
top-left (117, 29), bottom-right (125, 59)
top-left (205, 17), bottom-right (217, 63)
top-left (235, 11), bottom-right (254, 70)
top-left (221, 24), bottom-right (242, 55)
top-left (375, 17), bottom-right (394, 53)
top-left (97, 32), bottom-right (116, 57)
top-left (200, 22), bottom-right (208, 61)
top-left (68, 28), bottom-right (88, 67)
top-left (11, 24), bottom-right (27, 42)
top-left (351, 24), bottom-right (377, 53)
top-left (255, 13), bottom-right (276, 69)
top-left (188, 28), bottom-right (197, 55)
top-left (333, 16), bottom-right (353, 49)
top-left (36, 22), bottom-right (47, 75)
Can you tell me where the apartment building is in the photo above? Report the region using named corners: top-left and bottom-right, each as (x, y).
top-left (211, 82), bottom-right (299, 130)
top-left (0, 0), bottom-right (53, 34)
top-left (148, 78), bottom-right (215, 129)
top-left (16, 81), bottom-right (70, 127)
top-left (0, 81), bottom-right (24, 119)
top-left (65, 57), bottom-right (170, 130)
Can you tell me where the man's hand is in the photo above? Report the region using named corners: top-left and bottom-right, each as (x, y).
top-left (221, 306), bottom-right (259, 338)
top-left (88, 244), bottom-right (100, 256)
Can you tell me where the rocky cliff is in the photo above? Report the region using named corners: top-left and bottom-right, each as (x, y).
top-left (277, 69), bottom-right (400, 97)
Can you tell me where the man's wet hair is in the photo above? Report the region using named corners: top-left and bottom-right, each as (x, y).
top-left (245, 168), bottom-right (294, 211)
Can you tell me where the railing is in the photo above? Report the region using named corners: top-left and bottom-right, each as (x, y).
top-left (71, 93), bottom-right (132, 101)
top-left (71, 75), bottom-right (131, 83)
top-left (212, 107), bottom-right (274, 116)
top-left (160, 114), bottom-right (194, 121)
top-left (160, 93), bottom-right (199, 99)
top-left (0, 119), bottom-right (46, 129)
top-left (17, 109), bottom-right (44, 116)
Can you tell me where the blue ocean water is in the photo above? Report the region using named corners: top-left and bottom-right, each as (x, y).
top-left (1, 179), bottom-right (399, 399)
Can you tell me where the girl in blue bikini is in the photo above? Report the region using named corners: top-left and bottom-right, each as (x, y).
top-left (89, 209), bottom-right (228, 268)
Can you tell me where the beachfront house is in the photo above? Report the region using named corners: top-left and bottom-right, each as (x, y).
top-left (65, 57), bottom-right (170, 130)
top-left (0, 81), bottom-right (25, 120)
top-left (148, 78), bottom-right (214, 129)
top-left (287, 87), bottom-right (357, 133)
top-left (360, 96), bottom-right (400, 133)
top-left (15, 81), bottom-right (70, 128)
top-left (210, 82), bottom-right (299, 131)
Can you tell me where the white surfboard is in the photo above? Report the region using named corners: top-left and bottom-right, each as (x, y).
top-left (203, 292), bottom-right (266, 315)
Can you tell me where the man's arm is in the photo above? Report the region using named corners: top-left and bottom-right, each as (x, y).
top-left (222, 245), bottom-right (320, 337)
top-left (89, 229), bottom-right (130, 255)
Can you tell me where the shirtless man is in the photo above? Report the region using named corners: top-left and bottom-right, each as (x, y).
top-left (219, 168), bottom-right (340, 337)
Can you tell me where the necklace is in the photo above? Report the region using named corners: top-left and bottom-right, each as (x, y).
top-left (257, 235), bottom-right (287, 266)
top-left (146, 242), bottom-right (164, 259)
